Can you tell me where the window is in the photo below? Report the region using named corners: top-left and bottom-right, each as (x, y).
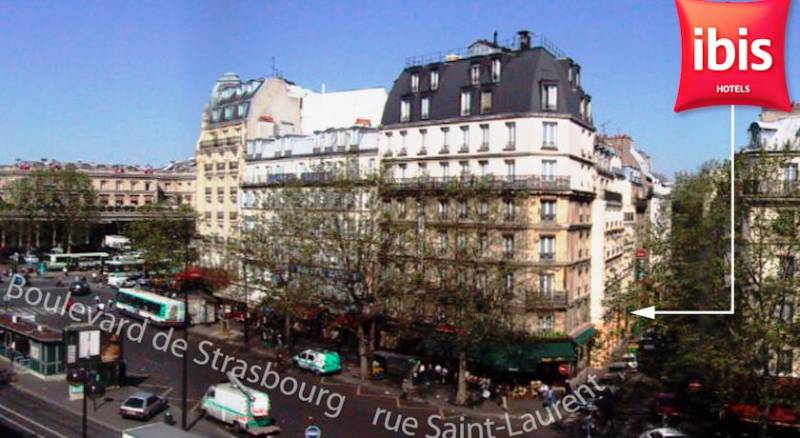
top-left (458, 199), bottom-right (468, 218)
top-left (478, 200), bottom-right (489, 218)
top-left (542, 160), bottom-right (557, 180)
top-left (478, 160), bottom-right (488, 177)
top-left (237, 102), bottom-right (249, 118)
top-left (504, 272), bottom-right (514, 295)
top-left (539, 314), bottom-right (555, 332)
top-left (398, 198), bottom-right (407, 218)
top-left (539, 274), bottom-right (554, 297)
top-left (398, 163), bottom-right (407, 179)
top-left (480, 90), bottom-right (492, 114)
top-left (224, 106), bottom-right (234, 120)
top-left (438, 231), bottom-right (448, 254)
top-left (440, 127), bottom-right (449, 153)
top-left (470, 64), bottom-right (480, 85)
top-left (401, 99), bottom-right (411, 122)
top-left (503, 234), bottom-right (514, 258)
top-left (419, 129), bottom-right (427, 155)
top-left (779, 302), bottom-right (795, 322)
top-left (418, 162), bottom-right (428, 177)
top-left (541, 200), bottom-right (556, 222)
top-left (777, 350), bottom-right (794, 375)
top-left (430, 70), bottom-right (439, 90)
top-left (480, 124), bottom-right (489, 151)
top-left (476, 271), bottom-right (487, 292)
top-left (421, 97), bottom-right (430, 120)
top-left (505, 160), bottom-right (515, 180)
top-left (506, 122), bottom-right (516, 150)
top-left (457, 232), bottom-right (467, 251)
top-left (540, 236), bottom-right (555, 260)
top-left (459, 161), bottom-right (469, 177)
top-left (504, 199), bottom-right (515, 221)
top-left (460, 126), bottom-right (470, 152)
top-left (780, 256), bottom-right (795, 279)
top-left (440, 162), bottom-right (449, 178)
top-left (543, 122), bottom-right (557, 148)
top-left (410, 73), bottom-right (419, 92)
top-left (438, 199), bottom-right (449, 219)
top-left (491, 59), bottom-right (502, 82)
top-left (541, 83), bottom-right (558, 111)
top-left (460, 91), bottom-right (471, 116)
top-left (479, 233), bottom-right (488, 256)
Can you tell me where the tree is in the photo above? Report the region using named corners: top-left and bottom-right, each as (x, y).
top-left (124, 203), bottom-right (197, 276)
top-left (1, 169), bottom-right (97, 252)
top-left (640, 154), bottom-right (800, 436)
top-left (240, 163), bottom-right (404, 380)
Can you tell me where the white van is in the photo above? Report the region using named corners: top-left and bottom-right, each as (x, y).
top-left (200, 374), bottom-right (279, 435)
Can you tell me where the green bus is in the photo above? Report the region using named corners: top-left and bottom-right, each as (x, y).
top-left (46, 252), bottom-right (110, 271)
top-left (115, 288), bottom-right (185, 327)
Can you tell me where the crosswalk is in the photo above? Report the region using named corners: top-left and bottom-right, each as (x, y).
top-left (0, 306), bottom-right (61, 317)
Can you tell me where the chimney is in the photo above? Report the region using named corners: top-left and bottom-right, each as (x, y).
top-left (493, 31), bottom-right (498, 45)
top-left (518, 30), bottom-right (531, 50)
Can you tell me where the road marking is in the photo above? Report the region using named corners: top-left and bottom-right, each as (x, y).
top-left (0, 401), bottom-right (69, 438)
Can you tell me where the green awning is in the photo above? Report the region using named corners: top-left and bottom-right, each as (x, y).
top-left (572, 326), bottom-right (598, 345)
top-left (473, 341), bottom-right (576, 373)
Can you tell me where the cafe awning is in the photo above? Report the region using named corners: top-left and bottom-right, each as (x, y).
top-left (473, 340), bottom-right (577, 373)
top-left (570, 323), bottom-right (598, 346)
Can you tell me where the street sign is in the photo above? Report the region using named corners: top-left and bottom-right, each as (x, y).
top-left (305, 425), bottom-right (321, 438)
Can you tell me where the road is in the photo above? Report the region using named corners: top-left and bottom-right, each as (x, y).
top-left (1, 274), bottom-right (565, 437)
top-left (0, 385), bottom-right (116, 438)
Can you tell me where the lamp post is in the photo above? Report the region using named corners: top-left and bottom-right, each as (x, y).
top-left (181, 223), bottom-right (197, 431)
top-left (243, 257), bottom-right (250, 346)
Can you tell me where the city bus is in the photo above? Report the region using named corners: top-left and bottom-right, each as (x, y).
top-left (46, 252), bottom-right (110, 271)
top-left (114, 288), bottom-right (185, 326)
top-left (105, 259), bottom-right (145, 287)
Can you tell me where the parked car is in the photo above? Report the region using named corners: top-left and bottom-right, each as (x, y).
top-left (119, 392), bottom-right (167, 420)
top-left (622, 353), bottom-right (639, 371)
top-left (607, 361), bottom-right (630, 375)
top-left (639, 427), bottom-right (689, 438)
top-left (23, 254), bottom-right (39, 265)
top-left (69, 280), bottom-right (92, 296)
top-left (293, 349), bottom-right (342, 375)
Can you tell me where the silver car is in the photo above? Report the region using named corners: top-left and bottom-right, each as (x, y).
top-left (119, 392), bottom-right (167, 420)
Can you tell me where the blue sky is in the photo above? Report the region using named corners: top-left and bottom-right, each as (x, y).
top-left (1, 0), bottom-right (797, 177)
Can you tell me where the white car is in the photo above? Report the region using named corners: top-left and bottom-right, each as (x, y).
top-left (639, 427), bottom-right (689, 438)
top-left (23, 254), bottom-right (39, 265)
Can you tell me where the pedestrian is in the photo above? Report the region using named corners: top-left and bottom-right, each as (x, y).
top-left (434, 364), bottom-right (442, 383)
top-left (92, 272), bottom-right (98, 283)
top-left (441, 366), bottom-right (448, 384)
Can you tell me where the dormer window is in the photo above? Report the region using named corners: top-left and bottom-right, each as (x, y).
top-left (480, 90), bottom-right (492, 114)
top-left (470, 64), bottom-right (480, 85)
top-left (541, 83), bottom-right (558, 111)
top-left (575, 69), bottom-right (581, 87)
top-left (411, 73), bottom-right (420, 92)
top-left (430, 70), bottom-right (439, 90)
top-left (421, 97), bottom-right (430, 120)
top-left (491, 59), bottom-right (502, 82)
top-left (401, 99), bottom-right (411, 122)
top-left (460, 91), bottom-right (472, 116)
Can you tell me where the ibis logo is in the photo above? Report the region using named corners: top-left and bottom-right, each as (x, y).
top-left (674, 0), bottom-right (791, 112)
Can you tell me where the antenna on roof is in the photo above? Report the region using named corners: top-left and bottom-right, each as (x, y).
top-left (599, 120), bottom-right (611, 135)
top-left (269, 56), bottom-right (283, 79)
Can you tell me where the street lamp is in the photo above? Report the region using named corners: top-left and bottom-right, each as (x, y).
top-left (181, 226), bottom-right (199, 431)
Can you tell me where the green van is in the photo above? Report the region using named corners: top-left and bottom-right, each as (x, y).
top-left (293, 349), bottom-right (342, 375)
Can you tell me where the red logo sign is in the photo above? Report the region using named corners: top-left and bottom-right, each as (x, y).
top-left (674, 0), bottom-right (791, 112)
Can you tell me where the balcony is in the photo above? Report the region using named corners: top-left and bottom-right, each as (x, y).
top-left (458, 145), bottom-right (469, 154)
top-left (744, 179), bottom-right (800, 197)
top-left (384, 174), bottom-right (571, 193)
top-left (541, 214), bottom-right (556, 223)
top-left (439, 146), bottom-right (450, 155)
top-left (503, 142), bottom-right (516, 152)
top-left (398, 148), bottom-right (408, 157)
top-left (539, 252), bottom-right (555, 262)
top-left (478, 143), bottom-right (490, 152)
top-left (526, 291), bottom-right (568, 310)
top-left (418, 148), bottom-right (428, 156)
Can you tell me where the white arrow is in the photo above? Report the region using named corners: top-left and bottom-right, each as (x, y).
top-left (631, 106), bottom-right (737, 319)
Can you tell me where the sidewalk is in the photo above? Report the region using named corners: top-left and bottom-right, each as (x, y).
top-left (9, 369), bottom-right (233, 437)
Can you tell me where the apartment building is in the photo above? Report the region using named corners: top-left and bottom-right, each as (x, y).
top-left (742, 105), bottom-right (800, 379)
top-left (241, 125), bottom-right (380, 225)
top-left (194, 72), bottom-right (386, 266)
top-left (379, 31), bottom-right (599, 372)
